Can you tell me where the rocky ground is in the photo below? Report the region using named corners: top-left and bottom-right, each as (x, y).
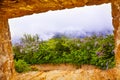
top-left (16, 64), bottom-right (116, 80)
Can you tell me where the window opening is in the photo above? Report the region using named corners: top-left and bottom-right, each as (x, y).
top-left (9, 3), bottom-right (115, 73)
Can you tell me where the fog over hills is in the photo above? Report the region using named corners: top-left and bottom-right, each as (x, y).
top-left (12, 28), bottom-right (113, 44)
top-left (53, 29), bottom-right (112, 38)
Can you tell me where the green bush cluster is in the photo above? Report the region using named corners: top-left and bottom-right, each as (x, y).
top-left (13, 34), bottom-right (115, 72)
top-left (15, 59), bottom-right (31, 73)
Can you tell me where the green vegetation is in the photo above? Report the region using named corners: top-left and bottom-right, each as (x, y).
top-left (15, 59), bottom-right (31, 73)
top-left (13, 34), bottom-right (115, 73)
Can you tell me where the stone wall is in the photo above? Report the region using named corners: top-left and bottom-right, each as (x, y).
top-left (0, 15), bottom-right (15, 80)
top-left (0, 0), bottom-right (111, 18)
top-left (112, 0), bottom-right (120, 79)
top-left (0, 0), bottom-right (120, 80)
top-left (0, 15), bottom-right (14, 80)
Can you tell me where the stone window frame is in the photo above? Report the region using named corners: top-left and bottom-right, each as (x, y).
top-left (0, 0), bottom-right (120, 79)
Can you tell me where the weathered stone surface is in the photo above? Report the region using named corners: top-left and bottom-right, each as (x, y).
top-left (0, 0), bottom-right (120, 80)
top-left (15, 64), bottom-right (116, 80)
top-left (16, 68), bottom-right (116, 80)
top-left (111, 0), bottom-right (120, 79)
top-left (0, 15), bottom-right (15, 80)
top-left (0, 0), bottom-right (111, 18)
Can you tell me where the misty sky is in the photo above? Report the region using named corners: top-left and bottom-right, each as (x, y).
top-left (9, 3), bottom-right (113, 41)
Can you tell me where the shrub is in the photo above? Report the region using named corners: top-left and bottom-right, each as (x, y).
top-left (13, 34), bottom-right (115, 70)
top-left (15, 59), bottom-right (31, 73)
